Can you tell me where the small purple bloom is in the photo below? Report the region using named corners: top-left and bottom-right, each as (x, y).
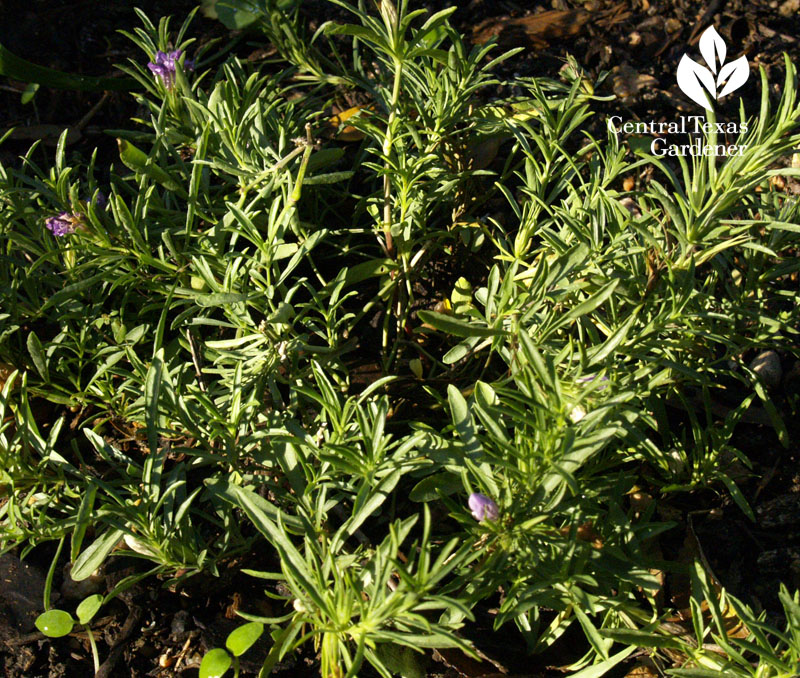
top-left (45, 212), bottom-right (82, 237)
top-left (468, 493), bottom-right (499, 522)
top-left (147, 49), bottom-right (194, 90)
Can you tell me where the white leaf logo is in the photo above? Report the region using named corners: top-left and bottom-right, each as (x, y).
top-left (676, 26), bottom-right (749, 110)
top-left (717, 55), bottom-right (749, 98)
top-left (677, 55), bottom-right (717, 110)
top-left (699, 26), bottom-right (726, 73)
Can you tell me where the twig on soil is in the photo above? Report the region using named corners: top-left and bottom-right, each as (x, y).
top-left (75, 91), bottom-right (111, 132)
top-left (2, 631), bottom-right (45, 647)
top-left (2, 615), bottom-right (118, 647)
top-left (94, 604), bottom-right (142, 678)
top-left (688, 0), bottom-right (727, 45)
top-left (753, 456), bottom-right (781, 503)
top-left (173, 632), bottom-right (197, 672)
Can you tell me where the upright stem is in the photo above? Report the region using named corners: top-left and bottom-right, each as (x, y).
top-left (85, 626), bottom-right (100, 674)
top-left (382, 61), bottom-right (403, 259)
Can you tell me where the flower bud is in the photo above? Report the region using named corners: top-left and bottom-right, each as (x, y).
top-left (468, 493), bottom-right (499, 522)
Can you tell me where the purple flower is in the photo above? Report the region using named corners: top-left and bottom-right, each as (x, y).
top-left (45, 212), bottom-right (83, 237)
top-left (468, 493), bottom-right (499, 522)
top-left (147, 49), bottom-right (194, 90)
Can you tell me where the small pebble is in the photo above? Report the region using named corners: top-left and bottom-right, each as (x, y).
top-left (664, 18), bottom-right (681, 33)
top-left (171, 610), bottom-right (190, 637)
top-left (750, 350), bottom-right (782, 390)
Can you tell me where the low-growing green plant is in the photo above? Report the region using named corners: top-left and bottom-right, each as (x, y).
top-left (199, 621), bottom-right (265, 678)
top-left (2, 0), bottom-right (800, 676)
top-left (602, 563), bottom-right (800, 677)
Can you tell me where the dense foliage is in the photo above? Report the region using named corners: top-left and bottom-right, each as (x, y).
top-left (2, 1), bottom-right (800, 676)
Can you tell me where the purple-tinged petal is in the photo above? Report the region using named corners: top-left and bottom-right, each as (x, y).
top-left (468, 493), bottom-right (499, 522)
top-left (148, 62), bottom-right (174, 89)
top-left (147, 50), bottom-right (192, 90)
top-left (45, 212), bottom-right (78, 237)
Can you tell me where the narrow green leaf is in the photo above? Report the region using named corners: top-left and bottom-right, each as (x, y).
top-left (0, 42), bottom-right (137, 91)
top-left (302, 170), bottom-right (354, 185)
top-left (195, 292), bottom-right (249, 307)
top-left (588, 307), bottom-right (639, 365)
top-left (341, 468), bottom-right (402, 541)
top-left (718, 474), bottom-right (756, 522)
top-left (448, 385), bottom-right (481, 458)
top-left (572, 605), bottom-right (609, 660)
top-left (340, 259), bottom-right (392, 287)
top-left (566, 646), bottom-right (635, 678)
top-left (417, 310), bottom-right (503, 338)
top-left (71, 484), bottom-right (98, 561)
top-left (214, 482), bottom-right (328, 615)
top-left (600, 628), bottom-right (685, 650)
top-left (560, 279), bottom-right (619, 326)
top-left (71, 528), bottom-right (124, 581)
top-left (117, 139), bottom-right (187, 196)
top-left (27, 331), bottom-right (48, 382)
top-left (145, 350), bottom-right (164, 455)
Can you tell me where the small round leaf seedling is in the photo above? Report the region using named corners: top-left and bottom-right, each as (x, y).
top-left (35, 609), bottom-right (75, 638)
top-left (225, 621), bottom-right (264, 657)
top-left (76, 594), bottom-right (103, 625)
top-left (199, 648), bottom-right (232, 678)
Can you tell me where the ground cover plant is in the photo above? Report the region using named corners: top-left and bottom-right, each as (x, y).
top-left (2, 0), bottom-right (800, 676)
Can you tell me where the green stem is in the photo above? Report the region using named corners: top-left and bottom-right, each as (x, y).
top-left (382, 59), bottom-right (403, 258)
top-left (43, 537), bottom-right (65, 611)
top-left (240, 144), bottom-right (306, 197)
top-left (258, 621), bottom-right (299, 678)
top-left (84, 625), bottom-right (100, 674)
